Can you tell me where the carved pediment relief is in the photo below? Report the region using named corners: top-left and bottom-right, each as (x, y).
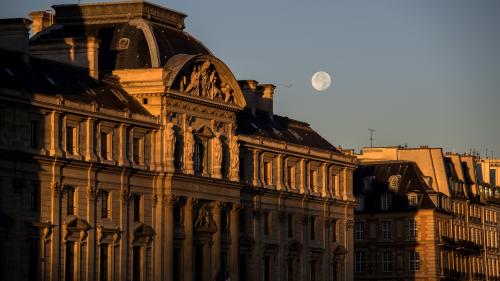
top-left (194, 125), bottom-right (215, 138)
top-left (194, 204), bottom-right (217, 234)
top-left (173, 60), bottom-right (237, 105)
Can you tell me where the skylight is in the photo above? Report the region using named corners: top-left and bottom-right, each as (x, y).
top-left (288, 129), bottom-right (302, 141)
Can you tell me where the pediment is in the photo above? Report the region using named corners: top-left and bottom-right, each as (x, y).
top-left (164, 55), bottom-right (247, 109)
top-left (195, 125), bottom-right (214, 138)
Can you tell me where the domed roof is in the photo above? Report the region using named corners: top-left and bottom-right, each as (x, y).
top-left (31, 1), bottom-right (211, 72)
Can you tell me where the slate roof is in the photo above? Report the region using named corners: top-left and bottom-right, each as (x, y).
top-left (236, 110), bottom-right (340, 152)
top-left (0, 49), bottom-right (151, 116)
top-left (32, 19), bottom-right (210, 73)
top-left (354, 161), bottom-right (436, 213)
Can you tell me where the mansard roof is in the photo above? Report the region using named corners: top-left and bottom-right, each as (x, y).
top-left (31, 1), bottom-right (211, 72)
top-left (354, 161), bottom-right (436, 212)
top-left (0, 49), bottom-right (151, 117)
top-left (236, 110), bottom-right (340, 152)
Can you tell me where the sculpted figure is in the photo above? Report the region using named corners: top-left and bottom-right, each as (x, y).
top-left (184, 127), bottom-right (194, 162)
top-left (184, 66), bottom-right (200, 96)
top-left (221, 83), bottom-right (233, 103)
top-left (200, 62), bottom-right (211, 97)
top-left (213, 133), bottom-right (222, 167)
top-left (230, 135), bottom-right (239, 170)
top-left (166, 123), bottom-right (176, 159)
top-left (208, 71), bottom-right (221, 99)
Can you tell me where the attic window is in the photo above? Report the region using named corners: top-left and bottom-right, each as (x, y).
top-left (388, 175), bottom-right (401, 190)
top-left (118, 38), bottom-right (130, 50)
top-left (288, 129), bottom-right (302, 141)
top-left (4, 67), bottom-right (14, 77)
top-left (408, 194), bottom-right (418, 207)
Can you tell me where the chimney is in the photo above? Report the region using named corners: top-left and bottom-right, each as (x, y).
top-left (0, 18), bottom-right (32, 54)
top-left (238, 80), bottom-right (276, 118)
top-left (29, 11), bottom-right (53, 35)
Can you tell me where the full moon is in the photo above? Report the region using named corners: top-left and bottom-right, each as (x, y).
top-left (311, 71), bottom-right (332, 91)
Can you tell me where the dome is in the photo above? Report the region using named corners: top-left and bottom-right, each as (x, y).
top-left (31, 1), bottom-right (211, 72)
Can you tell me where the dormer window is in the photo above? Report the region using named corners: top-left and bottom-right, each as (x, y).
top-left (388, 175), bottom-right (401, 190)
top-left (408, 194), bottom-right (418, 207)
top-left (381, 194), bottom-right (392, 211)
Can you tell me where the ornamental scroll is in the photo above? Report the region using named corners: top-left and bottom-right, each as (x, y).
top-left (175, 61), bottom-right (236, 105)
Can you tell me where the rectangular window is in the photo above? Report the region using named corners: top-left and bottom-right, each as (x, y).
top-left (310, 217), bottom-right (316, 240)
top-left (355, 221), bottom-right (365, 240)
top-left (132, 246), bottom-right (141, 281)
top-left (310, 260), bottom-right (317, 281)
top-left (287, 165), bottom-right (293, 188)
top-left (331, 220), bottom-right (337, 242)
top-left (264, 211), bottom-right (270, 235)
top-left (133, 194), bottom-right (141, 222)
top-left (67, 187), bottom-right (75, 215)
top-left (408, 219), bottom-right (417, 239)
top-left (382, 251), bottom-right (393, 272)
top-left (173, 247), bottom-right (181, 281)
top-left (287, 258), bottom-right (294, 281)
top-left (264, 161), bottom-right (272, 185)
top-left (100, 244), bottom-right (109, 281)
top-left (65, 241), bottom-right (75, 281)
top-left (264, 256), bottom-right (271, 281)
top-left (287, 214), bottom-right (294, 238)
top-left (133, 137), bottom-right (140, 164)
top-left (408, 194), bottom-right (418, 207)
top-left (309, 169), bottom-right (317, 191)
top-left (409, 251), bottom-right (420, 271)
top-left (382, 221), bottom-right (392, 240)
top-left (354, 251), bottom-right (366, 272)
top-left (101, 132), bottom-right (109, 159)
top-left (101, 191), bottom-right (109, 219)
top-left (381, 194), bottom-right (392, 210)
top-left (194, 143), bottom-right (204, 173)
top-left (30, 120), bottom-right (39, 149)
top-left (30, 182), bottom-right (41, 211)
top-left (66, 126), bottom-right (75, 154)
top-left (28, 238), bottom-right (40, 281)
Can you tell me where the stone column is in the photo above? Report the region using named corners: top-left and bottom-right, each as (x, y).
top-left (165, 195), bottom-right (176, 281)
top-left (117, 123), bottom-right (129, 166)
top-left (321, 163), bottom-right (328, 197)
top-left (119, 190), bottom-right (130, 281)
top-left (86, 186), bottom-right (97, 281)
top-left (212, 201), bottom-right (222, 280)
top-left (278, 210), bottom-right (286, 281)
top-left (230, 204), bottom-right (240, 281)
top-left (252, 149), bottom-right (261, 187)
top-left (50, 182), bottom-right (62, 281)
top-left (152, 194), bottom-right (163, 281)
top-left (344, 219), bottom-right (354, 281)
top-left (49, 110), bottom-right (62, 157)
top-left (184, 198), bottom-right (195, 281)
top-left (276, 154), bottom-right (284, 191)
top-left (84, 117), bottom-right (97, 162)
top-left (301, 215), bottom-right (309, 281)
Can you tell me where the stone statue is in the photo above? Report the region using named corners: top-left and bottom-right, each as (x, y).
top-left (200, 61), bottom-right (211, 97)
top-left (184, 66), bottom-right (200, 96)
top-left (166, 123), bottom-right (176, 160)
top-left (208, 71), bottom-right (221, 99)
top-left (213, 133), bottom-right (222, 168)
top-left (230, 135), bottom-right (239, 171)
top-left (221, 83), bottom-right (233, 103)
top-left (184, 127), bottom-right (194, 162)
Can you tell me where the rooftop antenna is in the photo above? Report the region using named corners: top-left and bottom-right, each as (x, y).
top-left (368, 128), bottom-right (375, 148)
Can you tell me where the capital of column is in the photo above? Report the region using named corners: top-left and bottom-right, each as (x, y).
top-left (87, 185), bottom-right (97, 200)
top-left (51, 181), bottom-right (62, 198)
top-left (185, 197), bottom-right (197, 208)
top-left (121, 190), bottom-right (131, 203)
top-left (163, 194), bottom-right (178, 208)
top-left (211, 201), bottom-right (224, 213)
top-left (231, 203), bottom-right (243, 214)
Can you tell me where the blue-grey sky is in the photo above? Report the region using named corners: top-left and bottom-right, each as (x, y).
top-left (3, 0), bottom-right (500, 157)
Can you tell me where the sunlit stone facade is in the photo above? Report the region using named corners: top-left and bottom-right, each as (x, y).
top-left (0, 2), bottom-right (356, 281)
top-left (356, 147), bottom-right (500, 281)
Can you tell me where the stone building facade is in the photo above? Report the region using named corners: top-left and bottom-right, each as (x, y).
top-left (0, 2), bottom-right (356, 281)
top-left (356, 146), bottom-right (500, 281)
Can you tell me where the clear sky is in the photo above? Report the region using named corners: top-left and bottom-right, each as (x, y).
top-left (3, 0), bottom-right (500, 157)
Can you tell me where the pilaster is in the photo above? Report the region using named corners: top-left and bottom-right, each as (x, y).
top-left (183, 197), bottom-right (195, 281)
top-left (230, 203), bottom-right (241, 281)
